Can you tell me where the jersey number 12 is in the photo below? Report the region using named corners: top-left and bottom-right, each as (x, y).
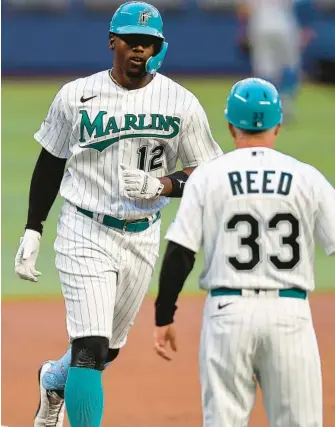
top-left (137, 145), bottom-right (165, 172)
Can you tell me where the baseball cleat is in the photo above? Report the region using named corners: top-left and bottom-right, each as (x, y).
top-left (34, 361), bottom-right (65, 427)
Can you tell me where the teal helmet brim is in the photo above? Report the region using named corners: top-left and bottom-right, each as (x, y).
top-left (111, 25), bottom-right (164, 39)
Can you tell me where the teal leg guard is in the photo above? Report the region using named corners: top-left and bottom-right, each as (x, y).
top-left (65, 367), bottom-right (104, 427)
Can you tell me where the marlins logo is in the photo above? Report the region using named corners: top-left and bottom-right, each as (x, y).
top-left (138, 10), bottom-right (152, 25)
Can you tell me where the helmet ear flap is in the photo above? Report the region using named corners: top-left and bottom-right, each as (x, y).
top-left (146, 41), bottom-right (168, 74)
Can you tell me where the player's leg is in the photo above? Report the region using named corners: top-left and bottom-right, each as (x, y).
top-left (35, 334), bottom-right (120, 427)
top-left (58, 204), bottom-right (124, 427)
top-left (34, 202), bottom-right (118, 427)
top-left (64, 336), bottom-right (108, 427)
top-left (199, 294), bottom-right (258, 427)
top-left (109, 218), bottom-right (161, 350)
top-left (41, 346), bottom-right (119, 392)
top-left (257, 297), bottom-right (322, 427)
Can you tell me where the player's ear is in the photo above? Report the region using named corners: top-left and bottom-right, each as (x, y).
top-left (109, 32), bottom-right (116, 50)
top-left (228, 123), bottom-right (236, 138)
top-left (274, 124), bottom-right (281, 136)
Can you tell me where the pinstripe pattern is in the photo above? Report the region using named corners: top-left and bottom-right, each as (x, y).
top-left (33, 69), bottom-right (222, 350)
top-left (200, 293), bottom-right (322, 427)
top-left (166, 147), bottom-right (335, 291)
top-left (34, 70), bottom-right (222, 220)
top-left (55, 201), bottom-right (160, 347)
top-left (168, 147), bottom-right (334, 427)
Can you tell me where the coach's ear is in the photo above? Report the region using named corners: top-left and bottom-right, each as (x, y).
top-left (109, 32), bottom-right (116, 50)
top-left (228, 122), bottom-right (236, 138)
top-left (274, 124), bottom-right (281, 136)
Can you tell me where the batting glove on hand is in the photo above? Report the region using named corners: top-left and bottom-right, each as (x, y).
top-left (122, 165), bottom-right (164, 200)
top-left (15, 229), bottom-right (42, 282)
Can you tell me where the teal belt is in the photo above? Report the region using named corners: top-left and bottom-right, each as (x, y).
top-left (77, 206), bottom-right (161, 233)
top-left (211, 287), bottom-right (307, 299)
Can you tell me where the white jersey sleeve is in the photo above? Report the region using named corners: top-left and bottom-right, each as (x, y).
top-left (165, 167), bottom-right (205, 252)
top-left (178, 98), bottom-right (222, 168)
top-left (314, 171), bottom-right (335, 255)
top-left (34, 84), bottom-right (72, 159)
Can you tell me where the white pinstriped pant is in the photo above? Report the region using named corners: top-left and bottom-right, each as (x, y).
top-left (200, 292), bottom-right (322, 427)
top-left (54, 201), bottom-right (160, 349)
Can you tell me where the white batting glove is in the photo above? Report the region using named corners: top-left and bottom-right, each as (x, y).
top-left (122, 166), bottom-right (164, 200)
top-left (14, 229), bottom-right (42, 282)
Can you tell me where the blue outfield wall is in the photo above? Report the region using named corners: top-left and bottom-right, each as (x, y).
top-left (2, 1), bottom-right (335, 76)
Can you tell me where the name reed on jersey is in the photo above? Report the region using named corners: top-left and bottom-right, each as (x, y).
top-left (79, 110), bottom-right (181, 152)
top-left (228, 170), bottom-right (293, 196)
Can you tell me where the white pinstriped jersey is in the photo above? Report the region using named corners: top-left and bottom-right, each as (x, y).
top-left (34, 70), bottom-right (222, 220)
top-left (166, 147), bottom-right (335, 292)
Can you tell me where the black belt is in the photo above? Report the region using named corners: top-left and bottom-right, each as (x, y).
top-left (211, 287), bottom-right (307, 299)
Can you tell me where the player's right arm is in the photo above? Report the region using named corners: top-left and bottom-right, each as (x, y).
top-left (14, 85), bottom-right (72, 282)
top-left (155, 96), bottom-right (222, 196)
top-left (314, 171), bottom-right (335, 256)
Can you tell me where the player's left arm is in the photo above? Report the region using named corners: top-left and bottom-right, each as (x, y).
top-left (153, 97), bottom-right (223, 198)
top-left (154, 168), bottom-right (205, 360)
top-left (157, 166), bottom-right (194, 197)
top-left (122, 98), bottom-right (222, 200)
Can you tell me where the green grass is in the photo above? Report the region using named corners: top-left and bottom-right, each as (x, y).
top-left (2, 77), bottom-right (335, 298)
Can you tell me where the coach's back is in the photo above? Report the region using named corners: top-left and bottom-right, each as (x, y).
top-left (184, 146), bottom-right (335, 292)
top-left (166, 78), bottom-right (335, 294)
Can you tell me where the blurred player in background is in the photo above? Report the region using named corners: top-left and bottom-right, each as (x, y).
top-left (237, 0), bottom-right (315, 120)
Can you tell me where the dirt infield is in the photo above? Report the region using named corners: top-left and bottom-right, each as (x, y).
top-left (2, 294), bottom-right (335, 427)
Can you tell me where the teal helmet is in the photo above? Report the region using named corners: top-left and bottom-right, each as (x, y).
top-left (224, 78), bottom-right (282, 131)
top-left (110, 1), bottom-right (168, 74)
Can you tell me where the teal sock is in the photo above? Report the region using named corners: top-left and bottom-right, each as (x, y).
top-left (65, 367), bottom-right (104, 427)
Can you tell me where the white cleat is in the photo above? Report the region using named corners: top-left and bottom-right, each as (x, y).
top-left (34, 361), bottom-right (65, 427)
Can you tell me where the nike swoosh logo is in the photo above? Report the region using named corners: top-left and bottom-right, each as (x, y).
top-left (80, 95), bottom-right (97, 103)
top-left (218, 302), bottom-right (232, 310)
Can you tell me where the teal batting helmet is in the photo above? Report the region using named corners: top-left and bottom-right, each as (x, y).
top-left (110, 1), bottom-right (168, 74)
top-left (224, 78), bottom-right (283, 131)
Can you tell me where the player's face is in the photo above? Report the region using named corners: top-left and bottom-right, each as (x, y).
top-left (112, 34), bottom-right (161, 78)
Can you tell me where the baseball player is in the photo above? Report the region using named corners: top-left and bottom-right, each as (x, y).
top-left (14, 2), bottom-right (222, 426)
top-left (154, 78), bottom-right (335, 427)
top-left (237, 0), bottom-right (315, 120)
